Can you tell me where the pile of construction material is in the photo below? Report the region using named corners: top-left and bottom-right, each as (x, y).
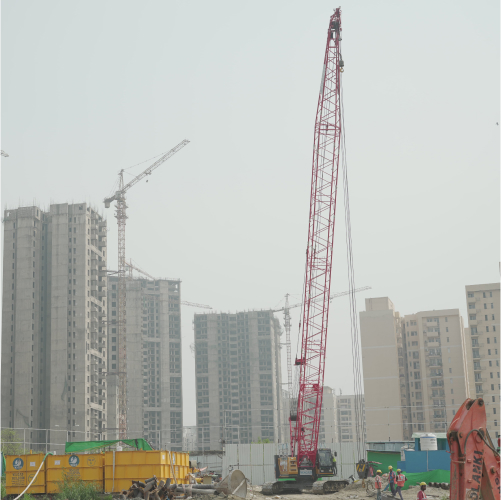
top-left (121, 470), bottom-right (247, 499)
top-left (428, 482), bottom-right (449, 490)
top-left (122, 476), bottom-right (174, 500)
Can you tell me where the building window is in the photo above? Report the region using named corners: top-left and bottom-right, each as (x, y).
top-left (470, 315), bottom-right (476, 320)
top-left (468, 292), bottom-right (474, 298)
top-left (469, 303), bottom-right (475, 309)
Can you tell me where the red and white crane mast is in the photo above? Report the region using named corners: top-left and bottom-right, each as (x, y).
top-left (292, 8), bottom-right (344, 466)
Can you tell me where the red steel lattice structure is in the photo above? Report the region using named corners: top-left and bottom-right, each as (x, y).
top-left (291, 8), bottom-right (343, 466)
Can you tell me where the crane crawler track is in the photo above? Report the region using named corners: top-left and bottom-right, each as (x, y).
top-left (312, 480), bottom-right (349, 494)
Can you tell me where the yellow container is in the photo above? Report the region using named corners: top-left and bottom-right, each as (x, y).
top-left (46, 453), bottom-right (104, 494)
top-left (105, 450), bottom-right (169, 492)
top-left (5, 453), bottom-right (46, 495)
top-left (104, 450), bottom-right (190, 491)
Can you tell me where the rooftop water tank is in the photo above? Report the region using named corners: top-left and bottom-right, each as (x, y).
top-left (420, 433), bottom-right (438, 451)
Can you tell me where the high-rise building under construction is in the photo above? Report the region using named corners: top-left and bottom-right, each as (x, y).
top-left (194, 310), bottom-right (284, 449)
top-left (464, 283), bottom-right (500, 438)
top-left (1, 203), bottom-right (108, 449)
top-left (360, 297), bottom-right (474, 442)
top-left (106, 276), bottom-right (183, 449)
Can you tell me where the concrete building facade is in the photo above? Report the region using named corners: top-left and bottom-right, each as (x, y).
top-left (107, 276), bottom-right (183, 449)
top-left (1, 203), bottom-right (108, 446)
top-left (465, 283), bottom-right (500, 438)
top-left (360, 298), bottom-right (409, 442)
top-left (401, 309), bottom-right (474, 434)
top-left (337, 394), bottom-right (366, 443)
top-left (360, 297), bottom-right (474, 442)
top-left (194, 310), bottom-right (283, 450)
top-left (319, 386), bottom-right (338, 445)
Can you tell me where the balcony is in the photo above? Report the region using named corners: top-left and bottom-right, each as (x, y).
top-left (427, 342), bottom-right (441, 350)
top-left (429, 380), bottom-right (444, 387)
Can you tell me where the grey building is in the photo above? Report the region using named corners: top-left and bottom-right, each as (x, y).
top-left (1, 203), bottom-right (108, 447)
top-left (336, 394), bottom-right (366, 443)
top-left (106, 276), bottom-right (183, 449)
top-left (465, 283), bottom-right (500, 438)
top-left (194, 310), bottom-right (283, 450)
top-left (319, 386), bottom-right (338, 445)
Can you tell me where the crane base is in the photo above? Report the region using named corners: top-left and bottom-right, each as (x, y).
top-left (262, 479), bottom-right (348, 495)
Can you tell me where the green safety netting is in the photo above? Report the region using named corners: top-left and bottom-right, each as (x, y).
top-left (400, 470), bottom-right (450, 490)
top-left (2, 452), bottom-right (6, 476)
top-left (65, 438), bottom-right (153, 453)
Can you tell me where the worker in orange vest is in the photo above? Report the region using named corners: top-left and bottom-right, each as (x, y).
top-left (395, 468), bottom-right (406, 500)
top-left (374, 470), bottom-right (383, 500)
top-left (417, 482), bottom-right (428, 500)
top-left (383, 465), bottom-right (396, 496)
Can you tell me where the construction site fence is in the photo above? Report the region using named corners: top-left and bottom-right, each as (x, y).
top-left (1, 427), bottom-right (184, 455)
top-left (222, 442), bottom-right (359, 486)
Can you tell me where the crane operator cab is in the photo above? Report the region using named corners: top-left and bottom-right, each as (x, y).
top-left (317, 449), bottom-right (336, 476)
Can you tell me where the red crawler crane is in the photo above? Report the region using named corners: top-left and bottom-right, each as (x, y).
top-left (292, 6), bottom-right (343, 468)
top-left (263, 8), bottom-right (347, 495)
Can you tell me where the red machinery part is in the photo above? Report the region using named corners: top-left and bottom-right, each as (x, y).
top-left (291, 7), bottom-right (343, 466)
top-left (447, 398), bottom-right (500, 500)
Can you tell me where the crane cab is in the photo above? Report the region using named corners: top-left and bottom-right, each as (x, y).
top-left (316, 448), bottom-right (335, 476)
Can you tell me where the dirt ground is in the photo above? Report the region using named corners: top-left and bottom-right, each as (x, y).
top-left (243, 482), bottom-right (448, 500)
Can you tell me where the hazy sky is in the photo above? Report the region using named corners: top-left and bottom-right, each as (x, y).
top-left (2, 0), bottom-right (499, 427)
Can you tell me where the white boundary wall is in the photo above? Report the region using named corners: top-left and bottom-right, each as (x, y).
top-left (222, 443), bottom-right (359, 485)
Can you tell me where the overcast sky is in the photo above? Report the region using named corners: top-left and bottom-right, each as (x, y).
top-left (2, 0), bottom-right (499, 427)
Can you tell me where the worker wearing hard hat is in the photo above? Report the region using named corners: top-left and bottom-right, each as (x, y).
top-left (383, 465), bottom-right (396, 496)
top-left (395, 469), bottom-right (406, 500)
top-left (417, 482), bottom-right (427, 500)
top-left (374, 470), bottom-right (383, 500)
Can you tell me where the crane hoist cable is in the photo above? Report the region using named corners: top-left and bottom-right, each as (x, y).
top-left (340, 74), bottom-right (366, 460)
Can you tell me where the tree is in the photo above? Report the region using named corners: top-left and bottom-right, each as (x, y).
top-left (252, 437), bottom-right (271, 444)
top-left (1, 429), bottom-right (25, 456)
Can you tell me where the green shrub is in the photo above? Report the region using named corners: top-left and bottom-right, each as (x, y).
top-left (1, 480), bottom-right (6, 500)
top-left (56, 472), bottom-right (102, 500)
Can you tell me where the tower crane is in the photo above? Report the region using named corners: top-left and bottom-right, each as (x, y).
top-left (104, 139), bottom-right (189, 439)
top-left (273, 286), bottom-right (371, 399)
top-left (263, 8), bottom-right (347, 495)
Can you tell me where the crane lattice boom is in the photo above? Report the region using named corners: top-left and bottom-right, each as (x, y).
top-left (292, 8), bottom-right (343, 466)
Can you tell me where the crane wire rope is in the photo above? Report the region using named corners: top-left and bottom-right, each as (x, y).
top-left (340, 71), bottom-right (366, 461)
top-left (106, 149), bottom-right (173, 197)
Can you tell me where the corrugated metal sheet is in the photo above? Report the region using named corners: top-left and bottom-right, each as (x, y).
top-left (221, 442), bottom-right (360, 485)
top-left (190, 454), bottom-right (222, 473)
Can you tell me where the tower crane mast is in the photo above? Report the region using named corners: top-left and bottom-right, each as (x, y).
top-left (104, 139), bottom-right (189, 439)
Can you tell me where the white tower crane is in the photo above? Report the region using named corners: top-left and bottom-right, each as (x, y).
top-left (104, 139), bottom-right (189, 439)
